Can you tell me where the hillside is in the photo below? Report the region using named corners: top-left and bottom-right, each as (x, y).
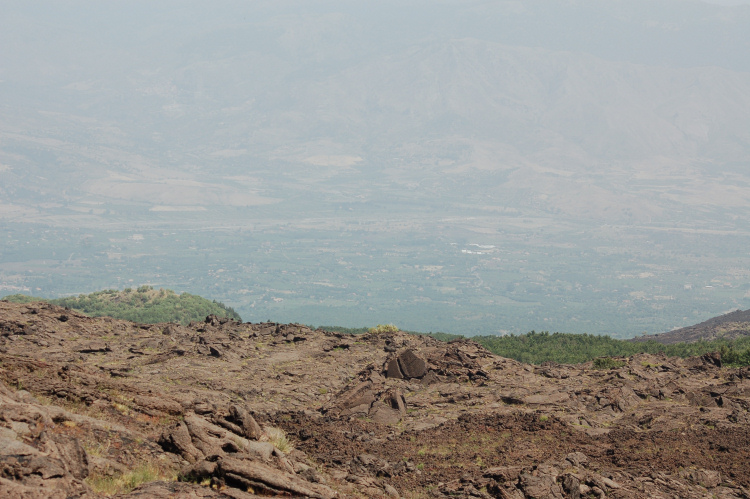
top-left (2, 287), bottom-right (241, 325)
top-left (1, 300), bottom-right (750, 498)
top-left (635, 309), bottom-right (750, 344)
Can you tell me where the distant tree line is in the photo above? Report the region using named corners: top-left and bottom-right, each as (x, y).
top-left (466, 330), bottom-right (750, 367)
top-left (3, 286), bottom-right (241, 325)
top-left (5, 290), bottom-right (750, 366)
top-left (317, 325), bottom-right (750, 367)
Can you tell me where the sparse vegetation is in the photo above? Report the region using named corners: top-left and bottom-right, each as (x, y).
top-left (85, 460), bottom-right (172, 496)
top-left (593, 357), bottom-right (627, 370)
top-left (265, 426), bottom-right (294, 453)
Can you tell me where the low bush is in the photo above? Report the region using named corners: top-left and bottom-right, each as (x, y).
top-left (592, 357), bottom-right (627, 370)
top-left (368, 324), bottom-right (399, 334)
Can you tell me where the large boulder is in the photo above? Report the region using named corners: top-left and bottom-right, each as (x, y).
top-left (324, 381), bottom-right (376, 416)
top-left (159, 421), bottom-right (204, 463)
top-left (397, 350), bottom-right (427, 379)
top-left (370, 389), bottom-right (407, 424)
top-left (384, 349), bottom-right (428, 380)
top-left (386, 359), bottom-right (404, 379)
top-left (227, 405), bottom-right (263, 441)
top-left (519, 472), bottom-right (564, 499)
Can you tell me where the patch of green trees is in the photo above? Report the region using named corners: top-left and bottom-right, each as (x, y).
top-left (468, 330), bottom-right (750, 366)
top-left (3, 286), bottom-right (241, 325)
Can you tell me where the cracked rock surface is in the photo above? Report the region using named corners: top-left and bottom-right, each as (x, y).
top-left (1, 301), bottom-right (750, 498)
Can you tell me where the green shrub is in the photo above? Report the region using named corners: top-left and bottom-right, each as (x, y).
top-left (592, 357), bottom-right (627, 370)
top-left (720, 344), bottom-right (750, 366)
top-left (368, 324), bottom-right (399, 334)
top-left (0, 294), bottom-right (38, 304)
top-left (1, 288), bottom-right (241, 325)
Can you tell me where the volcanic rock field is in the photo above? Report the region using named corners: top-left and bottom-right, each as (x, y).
top-left (1, 301), bottom-right (750, 498)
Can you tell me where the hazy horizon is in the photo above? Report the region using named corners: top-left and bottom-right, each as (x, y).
top-left (2, 1), bottom-right (749, 337)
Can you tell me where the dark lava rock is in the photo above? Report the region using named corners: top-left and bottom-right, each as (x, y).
top-left (386, 358), bottom-right (403, 379)
top-left (397, 349), bottom-right (427, 379)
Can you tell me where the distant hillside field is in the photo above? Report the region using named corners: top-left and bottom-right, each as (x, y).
top-left (2, 286), bottom-right (241, 325)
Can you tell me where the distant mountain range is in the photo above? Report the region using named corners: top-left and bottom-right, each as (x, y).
top-left (2, 1), bottom-right (750, 224)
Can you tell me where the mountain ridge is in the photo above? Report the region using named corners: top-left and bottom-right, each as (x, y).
top-left (636, 308), bottom-right (750, 344)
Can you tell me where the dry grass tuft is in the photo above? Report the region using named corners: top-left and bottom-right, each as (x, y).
top-left (85, 460), bottom-right (174, 496)
top-left (264, 426), bottom-right (294, 453)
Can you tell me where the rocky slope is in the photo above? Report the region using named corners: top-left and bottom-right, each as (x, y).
top-left (636, 309), bottom-right (750, 344)
top-left (1, 300), bottom-right (750, 498)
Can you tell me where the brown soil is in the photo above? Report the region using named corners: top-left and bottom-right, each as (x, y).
top-left (2, 300), bottom-right (750, 498)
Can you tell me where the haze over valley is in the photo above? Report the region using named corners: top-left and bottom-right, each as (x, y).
top-left (2, 0), bottom-right (750, 337)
